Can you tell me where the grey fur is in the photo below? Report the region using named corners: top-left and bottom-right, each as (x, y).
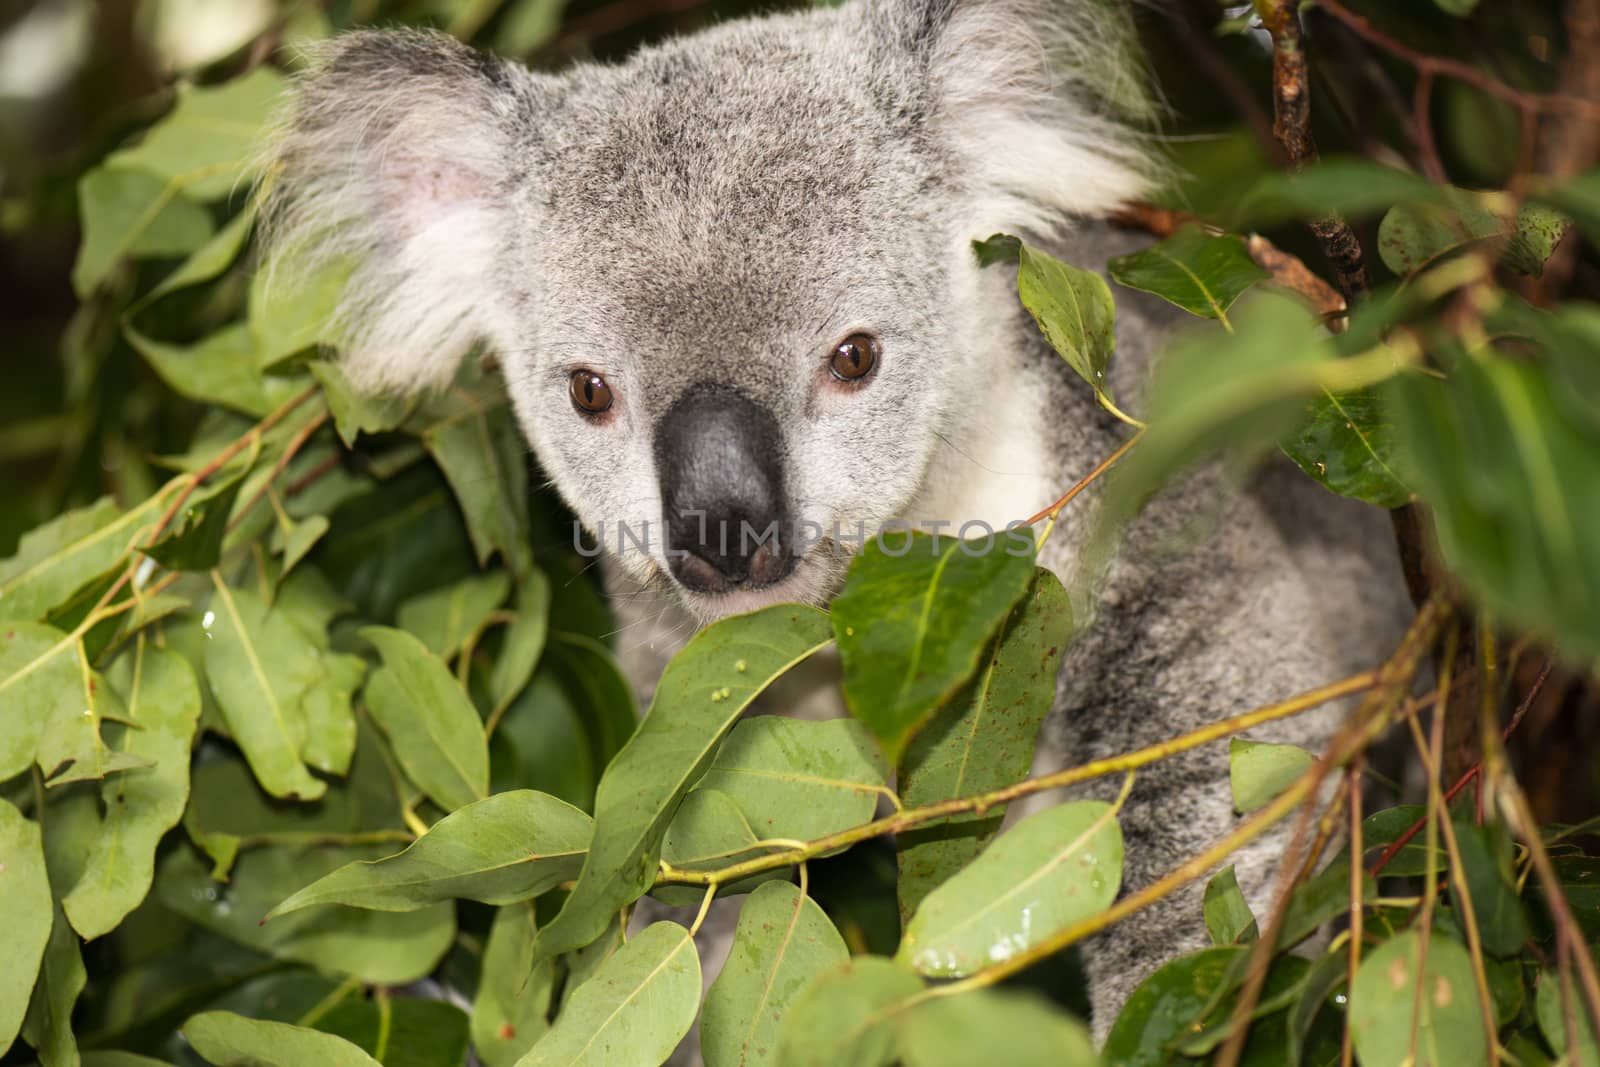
top-left (262, 1), bottom-right (1412, 1054)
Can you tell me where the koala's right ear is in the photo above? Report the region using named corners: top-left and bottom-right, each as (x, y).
top-left (261, 29), bottom-right (534, 393)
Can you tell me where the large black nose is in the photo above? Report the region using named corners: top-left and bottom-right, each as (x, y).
top-left (655, 386), bottom-right (795, 593)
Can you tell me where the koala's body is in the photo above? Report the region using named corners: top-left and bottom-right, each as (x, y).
top-left (267, 0), bottom-right (1412, 1047)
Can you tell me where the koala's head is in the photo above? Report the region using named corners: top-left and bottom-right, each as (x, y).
top-left (264, 0), bottom-right (1153, 621)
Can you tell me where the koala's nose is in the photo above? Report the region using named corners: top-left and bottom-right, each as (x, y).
top-left (654, 386), bottom-right (795, 594)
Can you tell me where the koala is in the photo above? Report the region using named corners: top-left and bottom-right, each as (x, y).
top-left (263, 0), bottom-right (1412, 1048)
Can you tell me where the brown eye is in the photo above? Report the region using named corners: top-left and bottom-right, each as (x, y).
top-left (829, 333), bottom-right (880, 382)
top-left (569, 370), bottom-right (614, 415)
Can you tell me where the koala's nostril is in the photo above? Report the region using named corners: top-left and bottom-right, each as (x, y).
top-left (655, 385), bottom-right (797, 594)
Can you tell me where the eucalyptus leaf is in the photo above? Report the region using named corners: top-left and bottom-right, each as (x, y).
top-left (310, 361), bottom-right (417, 447)
top-left (183, 1010), bottom-right (382, 1067)
top-left (701, 882), bottom-right (850, 1067)
top-left (490, 571), bottom-right (551, 715)
top-left (0, 621), bottom-right (132, 785)
top-left (473, 903), bottom-right (555, 1067)
top-left (897, 799), bottom-right (1122, 978)
top-left (361, 625), bottom-right (490, 812)
top-left (267, 790), bottom-right (590, 916)
top-left (0, 494), bottom-right (167, 623)
top-left (0, 797), bottom-right (52, 1052)
top-left (127, 323), bottom-right (312, 419)
top-left (72, 164), bottom-right (215, 297)
top-left (896, 569), bottom-right (1072, 920)
top-left (1348, 930), bottom-right (1491, 1067)
top-left (1107, 226), bottom-right (1267, 321)
top-left (776, 956), bottom-right (923, 1067)
top-left (63, 643), bottom-right (202, 940)
top-left (396, 571), bottom-right (511, 660)
top-left (1229, 738), bottom-right (1316, 814)
top-left (832, 533), bottom-right (1036, 762)
top-left (21, 904), bottom-right (88, 1067)
top-left (516, 922), bottom-right (700, 1067)
top-left (898, 989), bottom-right (1100, 1067)
top-left (424, 404), bottom-right (535, 579)
top-left (1281, 387), bottom-right (1412, 508)
top-left (1203, 866), bottom-right (1259, 946)
top-left (536, 605), bottom-right (833, 961)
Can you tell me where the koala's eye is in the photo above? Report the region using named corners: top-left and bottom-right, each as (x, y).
top-left (569, 370), bottom-right (614, 415)
top-left (829, 333), bottom-right (880, 383)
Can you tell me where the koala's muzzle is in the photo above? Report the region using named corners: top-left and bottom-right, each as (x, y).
top-left (655, 387), bottom-right (795, 594)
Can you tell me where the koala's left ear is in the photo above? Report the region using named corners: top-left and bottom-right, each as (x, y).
top-left (862, 0), bottom-right (1159, 230)
top-left (261, 29), bottom-right (537, 393)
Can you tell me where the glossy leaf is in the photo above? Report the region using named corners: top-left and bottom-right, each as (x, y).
top-left (1104, 947), bottom-right (1243, 1067)
top-left (72, 164), bottom-right (214, 297)
top-left (0, 493), bottom-right (166, 622)
top-left (204, 582), bottom-right (327, 801)
top-left (472, 903), bottom-right (554, 1067)
top-left (896, 570), bottom-right (1072, 920)
top-left (1379, 191), bottom-right (1568, 278)
top-left (898, 989), bottom-right (1100, 1067)
top-left (1203, 866), bottom-right (1259, 946)
top-left (158, 844), bottom-right (455, 984)
top-left (897, 799), bottom-right (1122, 978)
top-left (832, 533), bottom-right (1035, 762)
top-left (516, 922), bottom-right (700, 1067)
top-left (1107, 225), bottom-right (1267, 320)
top-left (63, 643), bottom-right (201, 940)
top-left (536, 605), bottom-right (833, 960)
top-left (0, 797), bottom-right (52, 1052)
top-left (701, 882), bottom-right (850, 1067)
top-left (1282, 387), bottom-right (1412, 508)
top-left (396, 571), bottom-right (512, 660)
top-left (361, 625), bottom-right (490, 812)
top-left (267, 790), bottom-right (590, 916)
top-left (974, 234), bottom-right (1123, 412)
top-left (1229, 738), bottom-right (1315, 814)
top-left (183, 1010), bottom-right (382, 1067)
top-left (697, 716), bottom-right (887, 841)
top-left (1348, 930), bottom-right (1491, 1067)
top-left (776, 956), bottom-right (923, 1067)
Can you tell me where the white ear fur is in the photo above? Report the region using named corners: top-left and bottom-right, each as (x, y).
top-left (891, 0), bottom-right (1162, 234)
top-left (259, 30), bottom-right (527, 394)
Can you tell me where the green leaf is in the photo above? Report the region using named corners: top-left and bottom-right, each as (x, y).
top-left (72, 163), bottom-right (215, 297)
top-left (897, 799), bottom-right (1123, 978)
top-left (110, 67), bottom-right (286, 199)
top-left (0, 494), bottom-right (166, 622)
top-left (1104, 947), bottom-right (1243, 1067)
top-left (653, 789), bottom-right (782, 906)
top-left (490, 571), bottom-right (551, 715)
top-left (1281, 387), bottom-right (1413, 508)
top-left (1229, 738), bottom-right (1316, 814)
top-left (1104, 288), bottom-right (1332, 518)
top-left (424, 403), bottom-right (534, 578)
top-left (1234, 159), bottom-right (1444, 228)
top-left (1203, 866), bottom-right (1259, 946)
top-left (0, 797), bottom-right (52, 1052)
top-left (1536, 962), bottom-right (1600, 1067)
top-left (203, 582), bottom-right (327, 801)
top-left (544, 631), bottom-right (637, 772)
top-left (472, 903), bottom-right (554, 1067)
top-left (776, 956), bottom-right (923, 1067)
top-left (310, 361), bottom-right (417, 448)
top-left (696, 716), bottom-right (886, 841)
top-left (158, 844), bottom-right (455, 984)
top-left (249, 256), bottom-right (354, 370)
top-left (127, 323), bottom-right (312, 418)
top-left (360, 625), bottom-right (490, 812)
top-left (1452, 818), bottom-right (1529, 956)
top-left (267, 790), bottom-right (590, 916)
top-left (1434, 0), bottom-right (1479, 14)
top-left (1348, 930), bottom-right (1492, 1067)
top-left (832, 533), bottom-right (1036, 762)
top-left (396, 571), bottom-right (512, 659)
top-left (536, 605), bottom-right (833, 961)
top-left (975, 235), bottom-right (1123, 412)
top-left (298, 650), bottom-right (365, 778)
top-left (0, 621), bottom-right (135, 784)
top-left (489, 668), bottom-right (595, 812)
top-left (1378, 191), bottom-right (1568, 278)
top-left (898, 989), bottom-right (1101, 1067)
top-left (63, 643), bottom-right (201, 940)
top-left (145, 478), bottom-right (244, 572)
top-left (273, 514), bottom-right (330, 579)
top-left (21, 904), bottom-right (87, 1067)
top-left (1389, 355), bottom-right (1600, 664)
top-left (1279, 860), bottom-right (1375, 949)
top-left (517, 922), bottom-right (700, 1067)
top-left (701, 882), bottom-right (850, 1067)
top-left (138, 202), bottom-right (257, 307)
top-left (896, 570), bottom-right (1072, 921)
top-left (183, 1010), bottom-right (383, 1067)
top-left (1107, 226), bottom-right (1268, 321)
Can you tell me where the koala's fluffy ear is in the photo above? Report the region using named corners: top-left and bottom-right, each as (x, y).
top-left (261, 30), bottom-right (532, 393)
top-left (866, 0), bottom-right (1159, 231)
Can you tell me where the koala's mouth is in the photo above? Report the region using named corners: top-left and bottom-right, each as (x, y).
top-left (661, 536), bottom-right (851, 622)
